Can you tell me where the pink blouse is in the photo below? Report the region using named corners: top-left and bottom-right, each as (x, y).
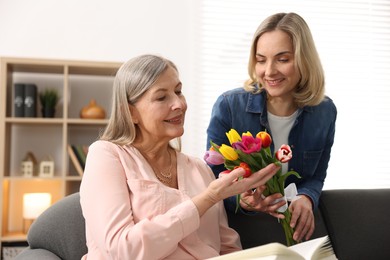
top-left (80, 140), bottom-right (241, 260)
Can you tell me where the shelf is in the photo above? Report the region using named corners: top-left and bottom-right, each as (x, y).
top-left (0, 57), bottom-right (122, 247)
top-left (2, 176), bottom-right (63, 181)
top-left (66, 118), bottom-right (108, 125)
top-left (6, 62), bottom-right (64, 74)
top-left (1, 232), bottom-right (27, 242)
top-left (65, 176), bottom-right (83, 181)
top-left (5, 117), bottom-right (64, 124)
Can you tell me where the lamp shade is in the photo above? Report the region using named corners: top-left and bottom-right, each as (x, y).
top-left (23, 193), bottom-right (52, 219)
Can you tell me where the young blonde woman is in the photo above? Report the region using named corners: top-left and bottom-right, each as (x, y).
top-left (207, 12), bottom-right (337, 244)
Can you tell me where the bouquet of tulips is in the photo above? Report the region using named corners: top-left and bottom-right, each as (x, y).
top-left (204, 129), bottom-right (301, 246)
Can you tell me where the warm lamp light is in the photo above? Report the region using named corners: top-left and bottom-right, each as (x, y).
top-left (23, 193), bottom-right (52, 233)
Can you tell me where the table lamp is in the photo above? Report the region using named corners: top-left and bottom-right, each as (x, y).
top-left (23, 193), bottom-right (51, 234)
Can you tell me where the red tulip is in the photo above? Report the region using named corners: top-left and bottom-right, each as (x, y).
top-left (256, 131), bottom-right (272, 148)
top-left (218, 169), bottom-right (232, 178)
top-left (234, 162), bottom-right (252, 178)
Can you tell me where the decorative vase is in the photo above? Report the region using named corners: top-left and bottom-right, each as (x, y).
top-left (80, 99), bottom-right (106, 119)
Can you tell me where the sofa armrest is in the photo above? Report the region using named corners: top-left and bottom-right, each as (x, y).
top-left (15, 247), bottom-right (61, 260)
top-left (15, 192), bottom-right (87, 260)
top-left (319, 189), bottom-right (390, 260)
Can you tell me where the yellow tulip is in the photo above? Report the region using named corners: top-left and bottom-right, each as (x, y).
top-left (242, 131), bottom-right (253, 137)
top-left (219, 144), bottom-right (239, 161)
top-left (226, 129), bottom-right (241, 145)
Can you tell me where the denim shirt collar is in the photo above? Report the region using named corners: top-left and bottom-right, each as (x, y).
top-left (246, 88), bottom-right (313, 117)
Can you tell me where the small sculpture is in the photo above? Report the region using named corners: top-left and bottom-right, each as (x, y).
top-left (80, 99), bottom-right (106, 119)
top-left (21, 152), bottom-right (38, 177)
top-left (39, 156), bottom-right (55, 177)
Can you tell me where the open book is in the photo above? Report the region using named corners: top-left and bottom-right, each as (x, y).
top-left (208, 235), bottom-right (337, 260)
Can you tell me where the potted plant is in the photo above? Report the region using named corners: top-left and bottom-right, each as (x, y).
top-left (39, 88), bottom-right (59, 118)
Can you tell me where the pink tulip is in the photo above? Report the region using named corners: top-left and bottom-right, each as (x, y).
top-left (204, 150), bottom-right (225, 165)
top-left (232, 135), bottom-right (261, 154)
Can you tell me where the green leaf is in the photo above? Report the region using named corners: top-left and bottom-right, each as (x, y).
top-left (210, 141), bottom-right (221, 153)
top-left (39, 88), bottom-right (59, 108)
top-left (251, 152), bottom-right (267, 168)
top-left (278, 170), bottom-right (301, 188)
top-left (224, 159), bottom-right (240, 170)
top-left (235, 194), bottom-right (241, 213)
top-left (262, 146), bottom-right (273, 158)
top-left (260, 148), bottom-right (275, 164)
top-left (236, 150), bottom-right (262, 169)
top-left (266, 171), bottom-right (280, 194)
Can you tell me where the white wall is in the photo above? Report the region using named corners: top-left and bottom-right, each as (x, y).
top-left (2, 0), bottom-right (390, 190)
top-left (0, 0), bottom-right (199, 156)
top-left (0, 0), bottom-right (193, 62)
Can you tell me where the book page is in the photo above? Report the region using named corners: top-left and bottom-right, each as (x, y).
top-left (207, 242), bottom-right (304, 260)
top-left (289, 236), bottom-right (337, 260)
top-left (207, 235), bottom-right (336, 260)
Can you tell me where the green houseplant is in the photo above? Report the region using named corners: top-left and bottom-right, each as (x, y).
top-left (39, 88), bottom-right (59, 118)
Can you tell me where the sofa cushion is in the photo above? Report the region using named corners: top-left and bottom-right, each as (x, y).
top-left (319, 189), bottom-right (390, 260)
top-left (26, 192), bottom-right (87, 260)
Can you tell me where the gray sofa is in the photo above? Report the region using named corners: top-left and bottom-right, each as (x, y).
top-left (15, 193), bottom-right (86, 260)
top-left (15, 189), bottom-right (390, 260)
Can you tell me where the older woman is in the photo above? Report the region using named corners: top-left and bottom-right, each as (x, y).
top-left (80, 54), bottom-right (279, 259)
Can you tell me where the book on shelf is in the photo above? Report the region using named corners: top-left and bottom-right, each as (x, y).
top-left (73, 145), bottom-right (86, 169)
top-left (24, 83), bottom-right (37, 117)
top-left (208, 235), bottom-right (337, 260)
top-left (67, 145), bottom-right (84, 176)
top-left (14, 83), bottom-right (25, 117)
top-left (82, 145), bottom-right (89, 157)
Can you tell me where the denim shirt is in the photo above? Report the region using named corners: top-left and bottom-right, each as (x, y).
top-left (206, 88), bottom-right (337, 210)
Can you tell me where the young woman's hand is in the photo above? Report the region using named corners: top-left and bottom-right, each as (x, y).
top-left (239, 186), bottom-right (286, 219)
top-left (289, 195), bottom-right (315, 242)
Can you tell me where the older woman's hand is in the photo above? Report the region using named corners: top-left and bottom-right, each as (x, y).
top-left (209, 164), bottom-right (280, 202)
top-left (193, 164), bottom-right (280, 217)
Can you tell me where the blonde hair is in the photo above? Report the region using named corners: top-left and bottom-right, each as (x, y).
top-left (101, 54), bottom-right (181, 149)
top-left (245, 12), bottom-right (325, 107)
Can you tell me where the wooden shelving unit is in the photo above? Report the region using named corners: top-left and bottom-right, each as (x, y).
top-left (0, 57), bottom-right (122, 249)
